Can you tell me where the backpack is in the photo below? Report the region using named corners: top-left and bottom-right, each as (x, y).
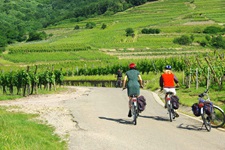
top-left (191, 103), bottom-right (201, 117)
top-left (204, 101), bottom-right (213, 116)
top-left (138, 95), bottom-right (147, 112)
top-left (171, 95), bottom-right (179, 109)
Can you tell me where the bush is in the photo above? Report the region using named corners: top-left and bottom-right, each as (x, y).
top-left (74, 25), bottom-right (80, 30)
top-left (27, 31), bottom-right (47, 42)
top-left (85, 22), bottom-right (96, 29)
top-left (203, 26), bottom-right (222, 34)
top-left (173, 35), bottom-right (192, 45)
top-left (211, 35), bottom-right (225, 49)
top-left (141, 28), bottom-right (161, 34)
top-left (125, 28), bottom-right (134, 36)
top-left (101, 23), bottom-right (107, 29)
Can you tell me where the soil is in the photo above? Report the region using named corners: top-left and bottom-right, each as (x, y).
top-left (0, 86), bottom-right (87, 141)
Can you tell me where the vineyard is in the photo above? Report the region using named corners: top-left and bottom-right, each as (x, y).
top-left (0, 66), bottom-right (63, 96)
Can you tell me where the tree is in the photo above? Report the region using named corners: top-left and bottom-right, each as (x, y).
top-left (125, 28), bottom-right (134, 36)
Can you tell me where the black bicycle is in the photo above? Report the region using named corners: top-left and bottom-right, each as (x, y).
top-left (198, 89), bottom-right (225, 130)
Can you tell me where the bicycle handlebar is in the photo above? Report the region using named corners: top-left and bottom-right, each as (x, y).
top-left (198, 88), bottom-right (209, 98)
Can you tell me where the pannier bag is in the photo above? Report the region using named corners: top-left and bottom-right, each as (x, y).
top-left (171, 95), bottom-right (179, 109)
top-left (137, 95), bottom-right (147, 112)
top-left (191, 103), bottom-right (201, 117)
top-left (204, 101), bottom-right (213, 116)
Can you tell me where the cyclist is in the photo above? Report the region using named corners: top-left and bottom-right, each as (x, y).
top-left (159, 65), bottom-right (179, 117)
top-left (122, 63), bottom-right (143, 117)
top-left (115, 69), bottom-right (122, 87)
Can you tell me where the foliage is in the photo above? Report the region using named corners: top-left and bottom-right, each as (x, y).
top-left (101, 23), bottom-right (107, 29)
top-left (85, 22), bottom-right (96, 29)
top-left (141, 28), bottom-right (161, 34)
top-left (203, 26), bottom-right (223, 34)
top-left (0, 0), bottom-right (151, 47)
top-left (173, 35), bottom-right (193, 45)
top-left (27, 31), bottom-right (48, 42)
top-left (125, 28), bottom-right (134, 36)
top-left (74, 25), bottom-right (80, 30)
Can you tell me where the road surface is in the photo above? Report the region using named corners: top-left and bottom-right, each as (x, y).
top-left (63, 87), bottom-right (225, 150)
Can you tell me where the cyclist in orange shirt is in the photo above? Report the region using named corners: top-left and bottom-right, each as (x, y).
top-left (159, 65), bottom-right (179, 108)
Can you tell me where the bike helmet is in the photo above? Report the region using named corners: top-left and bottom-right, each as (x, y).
top-left (165, 65), bottom-right (172, 70)
top-left (129, 63), bottom-right (136, 69)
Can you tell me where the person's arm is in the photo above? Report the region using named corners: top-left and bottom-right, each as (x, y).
top-left (174, 75), bottom-right (179, 86)
top-left (159, 75), bottom-right (163, 90)
top-left (122, 75), bottom-right (127, 89)
top-left (138, 75), bottom-right (143, 88)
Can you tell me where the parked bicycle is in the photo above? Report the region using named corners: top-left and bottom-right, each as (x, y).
top-left (130, 95), bottom-right (139, 125)
top-left (197, 89), bottom-right (225, 131)
top-left (165, 91), bottom-right (177, 122)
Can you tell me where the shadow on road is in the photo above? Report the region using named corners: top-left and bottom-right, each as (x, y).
top-left (99, 116), bottom-right (133, 125)
top-left (139, 115), bottom-right (170, 122)
top-left (177, 123), bottom-right (205, 131)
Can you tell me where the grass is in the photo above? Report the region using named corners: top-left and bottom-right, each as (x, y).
top-left (0, 107), bottom-right (67, 150)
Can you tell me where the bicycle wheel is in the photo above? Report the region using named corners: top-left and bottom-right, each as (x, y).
top-left (132, 105), bottom-right (137, 125)
top-left (202, 111), bottom-right (211, 132)
top-left (168, 104), bottom-right (172, 122)
top-left (211, 105), bottom-right (225, 128)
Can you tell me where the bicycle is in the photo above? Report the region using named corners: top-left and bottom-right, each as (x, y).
top-left (198, 89), bottom-right (225, 130)
top-left (165, 91), bottom-right (176, 122)
top-left (130, 95), bottom-right (139, 125)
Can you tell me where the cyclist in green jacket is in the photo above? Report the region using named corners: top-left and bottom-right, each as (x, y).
top-left (122, 63), bottom-right (143, 117)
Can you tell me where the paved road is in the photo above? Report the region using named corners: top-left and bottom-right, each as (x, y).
top-left (64, 87), bottom-right (225, 150)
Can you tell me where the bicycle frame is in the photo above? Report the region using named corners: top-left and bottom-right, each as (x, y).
top-left (198, 88), bottom-right (225, 129)
top-left (198, 89), bottom-right (212, 131)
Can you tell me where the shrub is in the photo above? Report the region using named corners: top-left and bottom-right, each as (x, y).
top-left (85, 22), bottom-right (96, 29)
top-left (125, 28), bottom-right (134, 36)
top-left (27, 31), bottom-right (47, 42)
top-left (141, 28), bottom-right (161, 34)
top-left (203, 26), bottom-right (222, 34)
top-left (101, 23), bottom-right (107, 29)
top-left (74, 25), bottom-right (80, 30)
top-left (141, 28), bottom-right (149, 34)
top-left (173, 35), bottom-right (192, 45)
top-left (211, 35), bottom-right (225, 49)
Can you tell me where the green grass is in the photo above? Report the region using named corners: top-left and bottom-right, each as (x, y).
top-left (0, 107), bottom-right (67, 150)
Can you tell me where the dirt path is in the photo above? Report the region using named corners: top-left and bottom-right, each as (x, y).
top-left (0, 86), bottom-right (88, 141)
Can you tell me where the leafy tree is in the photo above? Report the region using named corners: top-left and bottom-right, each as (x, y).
top-left (0, 35), bottom-right (7, 47)
top-left (125, 28), bottom-right (134, 36)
